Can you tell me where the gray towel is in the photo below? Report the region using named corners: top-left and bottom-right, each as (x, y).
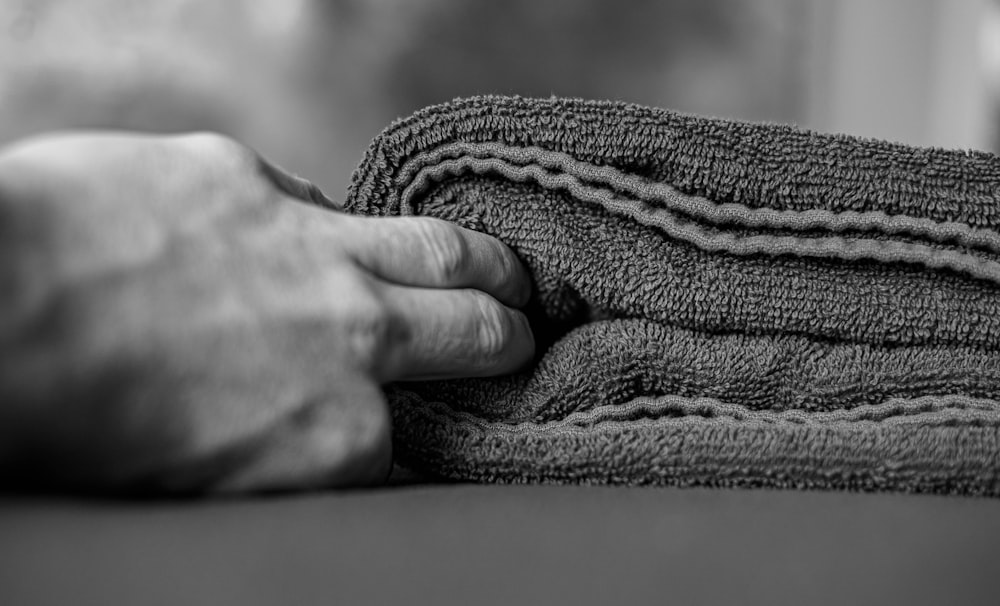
top-left (343, 96), bottom-right (1000, 495)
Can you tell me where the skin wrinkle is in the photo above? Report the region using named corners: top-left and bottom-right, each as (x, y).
top-left (347, 96), bottom-right (1000, 496)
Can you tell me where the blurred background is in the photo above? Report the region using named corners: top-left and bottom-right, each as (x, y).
top-left (1, 0), bottom-right (999, 198)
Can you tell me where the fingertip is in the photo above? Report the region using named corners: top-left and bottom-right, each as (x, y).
top-left (511, 308), bottom-right (537, 370)
top-left (385, 284), bottom-right (538, 382)
top-left (491, 237), bottom-right (533, 308)
top-left (512, 270), bottom-right (534, 308)
top-left (485, 304), bottom-right (535, 378)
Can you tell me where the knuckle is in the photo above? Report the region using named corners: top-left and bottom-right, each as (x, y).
top-left (341, 292), bottom-right (393, 368)
top-left (415, 219), bottom-right (468, 283)
top-left (175, 131), bottom-right (255, 170)
top-left (176, 131), bottom-right (238, 153)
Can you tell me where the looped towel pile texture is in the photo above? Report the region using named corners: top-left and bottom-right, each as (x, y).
top-left (343, 96), bottom-right (1000, 495)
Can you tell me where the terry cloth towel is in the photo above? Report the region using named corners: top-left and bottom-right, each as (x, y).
top-left (343, 96), bottom-right (1000, 496)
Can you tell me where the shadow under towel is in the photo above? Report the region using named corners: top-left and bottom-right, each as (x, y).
top-left (343, 96), bottom-right (1000, 496)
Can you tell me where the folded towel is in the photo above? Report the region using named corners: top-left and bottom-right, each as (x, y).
top-left (343, 96), bottom-right (1000, 496)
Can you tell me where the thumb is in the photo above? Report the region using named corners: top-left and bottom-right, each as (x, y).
top-left (256, 154), bottom-right (343, 211)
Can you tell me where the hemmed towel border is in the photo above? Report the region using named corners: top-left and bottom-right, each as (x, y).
top-left (395, 142), bottom-right (1000, 286)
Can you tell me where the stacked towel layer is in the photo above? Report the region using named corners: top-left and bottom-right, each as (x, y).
top-left (344, 96), bottom-right (1000, 495)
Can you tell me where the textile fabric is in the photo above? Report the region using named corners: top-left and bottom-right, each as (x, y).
top-left (343, 96), bottom-right (1000, 495)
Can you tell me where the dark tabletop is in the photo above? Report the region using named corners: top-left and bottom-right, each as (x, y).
top-left (2, 483), bottom-right (999, 606)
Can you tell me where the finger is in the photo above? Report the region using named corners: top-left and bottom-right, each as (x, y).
top-left (256, 154), bottom-right (343, 211)
top-left (377, 281), bottom-right (535, 382)
top-left (210, 378), bottom-right (393, 493)
top-left (340, 215), bottom-right (532, 308)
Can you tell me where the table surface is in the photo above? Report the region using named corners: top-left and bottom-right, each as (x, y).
top-left (3, 483), bottom-right (1000, 606)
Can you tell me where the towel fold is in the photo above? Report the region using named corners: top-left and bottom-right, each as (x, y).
top-left (343, 96), bottom-right (1000, 495)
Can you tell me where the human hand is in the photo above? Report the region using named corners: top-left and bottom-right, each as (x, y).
top-left (0, 132), bottom-right (534, 494)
